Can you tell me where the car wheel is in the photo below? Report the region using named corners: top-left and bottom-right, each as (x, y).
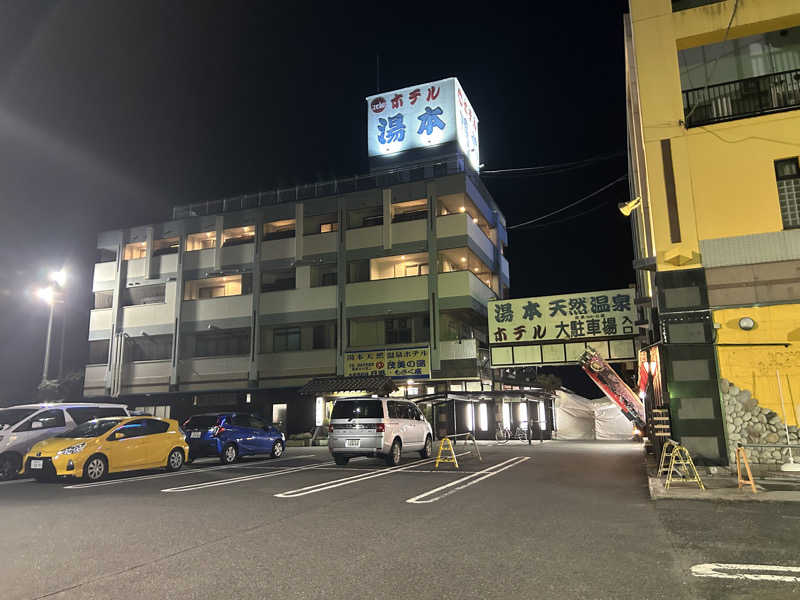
top-left (334, 454), bottom-right (349, 466)
top-left (0, 453), bottom-right (20, 481)
top-left (385, 439), bottom-right (401, 466)
top-left (83, 455), bottom-right (107, 482)
top-left (271, 440), bottom-right (284, 458)
top-left (419, 435), bottom-right (432, 459)
top-left (220, 443), bottom-right (238, 464)
top-left (166, 448), bottom-right (184, 472)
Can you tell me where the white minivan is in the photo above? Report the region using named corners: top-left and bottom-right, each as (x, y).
top-left (328, 398), bottom-right (433, 466)
top-left (0, 402), bottom-right (129, 480)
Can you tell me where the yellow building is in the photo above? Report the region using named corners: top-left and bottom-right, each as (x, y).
top-left (625, 0), bottom-right (800, 465)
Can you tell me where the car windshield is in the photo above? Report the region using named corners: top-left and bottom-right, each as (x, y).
top-left (56, 418), bottom-right (124, 438)
top-left (183, 415), bottom-right (221, 429)
top-left (0, 408), bottom-right (37, 429)
top-left (331, 400), bottom-right (383, 420)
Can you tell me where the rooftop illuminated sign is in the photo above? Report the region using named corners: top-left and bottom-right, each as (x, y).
top-left (366, 77), bottom-right (480, 171)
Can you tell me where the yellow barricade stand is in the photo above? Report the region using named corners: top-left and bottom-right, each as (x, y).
top-left (434, 437), bottom-right (459, 469)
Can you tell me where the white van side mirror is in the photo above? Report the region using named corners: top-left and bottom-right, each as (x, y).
top-left (31, 421), bottom-right (43, 430)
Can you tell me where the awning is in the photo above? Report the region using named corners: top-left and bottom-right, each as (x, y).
top-left (298, 375), bottom-right (398, 396)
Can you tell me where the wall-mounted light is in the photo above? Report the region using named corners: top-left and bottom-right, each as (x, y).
top-left (738, 317), bottom-right (756, 331)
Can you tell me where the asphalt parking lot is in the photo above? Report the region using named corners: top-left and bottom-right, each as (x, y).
top-left (2, 440), bottom-right (799, 600)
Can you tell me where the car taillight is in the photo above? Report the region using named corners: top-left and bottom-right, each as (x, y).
top-left (328, 424), bottom-right (334, 433)
top-left (211, 426), bottom-right (226, 437)
top-left (375, 423), bottom-right (385, 433)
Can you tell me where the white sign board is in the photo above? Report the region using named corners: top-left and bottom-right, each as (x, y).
top-left (488, 289), bottom-right (636, 345)
top-left (366, 77), bottom-right (479, 170)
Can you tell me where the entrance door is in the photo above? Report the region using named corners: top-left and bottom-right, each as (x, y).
top-left (272, 404), bottom-right (287, 433)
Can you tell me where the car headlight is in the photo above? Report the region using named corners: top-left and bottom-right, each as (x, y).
top-left (281, 432), bottom-right (285, 441)
top-left (56, 442), bottom-right (87, 456)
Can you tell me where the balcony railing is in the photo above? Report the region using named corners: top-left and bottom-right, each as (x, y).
top-left (172, 159), bottom-right (467, 219)
top-left (683, 68), bottom-right (800, 128)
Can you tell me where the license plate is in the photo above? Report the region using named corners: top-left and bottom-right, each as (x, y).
top-left (190, 431), bottom-right (202, 439)
top-left (345, 439), bottom-right (360, 448)
top-left (30, 460), bottom-right (43, 470)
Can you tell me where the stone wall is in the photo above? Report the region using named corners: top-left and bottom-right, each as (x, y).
top-left (721, 378), bottom-right (800, 465)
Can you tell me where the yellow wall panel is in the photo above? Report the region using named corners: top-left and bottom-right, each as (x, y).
top-left (714, 304), bottom-right (800, 426)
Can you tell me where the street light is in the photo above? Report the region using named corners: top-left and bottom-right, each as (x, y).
top-left (36, 270), bottom-right (67, 385)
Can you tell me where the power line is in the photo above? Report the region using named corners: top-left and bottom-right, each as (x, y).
top-left (508, 174), bottom-right (628, 230)
top-left (519, 198), bottom-right (616, 230)
top-left (481, 151), bottom-right (624, 177)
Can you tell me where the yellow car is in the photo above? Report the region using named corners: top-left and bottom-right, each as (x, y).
top-left (23, 416), bottom-right (189, 482)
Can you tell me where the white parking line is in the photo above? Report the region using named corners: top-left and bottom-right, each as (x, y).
top-left (406, 456), bottom-right (530, 504)
top-left (691, 563), bottom-right (800, 583)
top-left (274, 452), bottom-right (471, 498)
top-left (162, 460), bottom-right (334, 493)
top-left (64, 455), bottom-right (314, 489)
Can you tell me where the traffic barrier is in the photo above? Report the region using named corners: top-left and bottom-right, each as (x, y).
top-left (434, 433), bottom-right (482, 470)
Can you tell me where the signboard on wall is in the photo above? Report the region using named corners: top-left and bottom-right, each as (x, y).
top-left (488, 288), bottom-right (638, 367)
top-left (345, 346), bottom-right (431, 379)
top-left (365, 77), bottom-right (480, 171)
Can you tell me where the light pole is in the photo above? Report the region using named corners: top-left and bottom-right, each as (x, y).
top-left (36, 269), bottom-right (67, 385)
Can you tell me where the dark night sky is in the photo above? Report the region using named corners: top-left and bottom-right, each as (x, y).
top-left (0, 1), bottom-right (633, 404)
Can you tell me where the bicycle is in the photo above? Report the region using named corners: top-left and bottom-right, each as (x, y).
top-left (495, 424), bottom-right (511, 443)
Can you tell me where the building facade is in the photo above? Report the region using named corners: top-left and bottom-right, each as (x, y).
top-left (83, 159), bottom-right (511, 434)
top-left (625, 0), bottom-right (800, 464)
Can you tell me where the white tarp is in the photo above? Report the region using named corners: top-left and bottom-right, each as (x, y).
top-left (553, 389), bottom-right (634, 440)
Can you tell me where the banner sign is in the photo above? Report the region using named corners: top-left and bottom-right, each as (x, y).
top-left (344, 346), bottom-right (431, 379)
top-left (488, 288), bottom-right (636, 345)
top-left (366, 77), bottom-right (480, 170)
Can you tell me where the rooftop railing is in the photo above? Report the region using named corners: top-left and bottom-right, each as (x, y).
top-left (171, 158), bottom-right (493, 220)
top-left (682, 68), bottom-right (800, 128)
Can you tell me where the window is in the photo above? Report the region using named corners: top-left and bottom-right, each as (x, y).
top-left (123, 242), bottom-right (147, 261)
top-left (438, 248), bottom-right (497, 293)
top-left (679, 26), bottom-right (800, 127)
top-left (125, 335), bottom-right (173, 361)
top-left (311, 264), bottom-right (337, 287)
top-left (182, 328), bottom-right (251, 358)
top-left (320, 222), bottom-right (339, 233)
top-left (184, 274), bottom-right (250, 300)
top-left (347, 205), bottom-right (382, 229)
top-left (330, 400), bottom-right (384, 419)
top-left (274, 327), bottom-right (301, 352)
top-left (144, 419), bottom-right (170, 434)
top-left (776, 158), bottom-right (800, 229)
top-left (66, 407), bottom-right (127, 424)
top-left (222, 226), bottom-right (255, 247)
top-left (88, 340), bottom-right (110, 364)
top-left (121, 284), bottom-right (166, 306)
top-left (183, 414), bottom-right (221, 429)
top-left (114, 419), bottom-right (149, 438)
top-left (186, 231), bottom-right (216, 251)
top-left (96, 248), bottom-right (116, 263)
top-left (93, 291), bottom-right (113, 309)
top-left (348, 259), bottom-right (370, 283)
top-left (385, 318), bottom-right (412, 344)
top-left (305, 212), bottom-right (339, 234)
top-left (153, 237), bottom-right (179, 256)
top-left (369, 252), bottom-right (428, 280)
top-left (263, 219), bottom-right (296, 241)
top-left (232, 414), bottom-right (265, 429)
top-left (392, 199), bottom-right (428, 223)
top-left (16, 409), bottom-right (66, 432)
top-left (261, 269), bottom-right (295, 292)
top-left (312, 323), bottom-right (336, 349)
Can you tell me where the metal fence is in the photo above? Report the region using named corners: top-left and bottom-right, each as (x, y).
top-left (683, 68), bottom-right (800, 128)
top-left (171, 158), bottom-right (488, 220)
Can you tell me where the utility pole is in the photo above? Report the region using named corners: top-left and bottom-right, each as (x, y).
top-left (41, 301), bottom-right (55, 384)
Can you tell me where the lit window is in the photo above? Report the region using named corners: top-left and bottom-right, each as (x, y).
top-left (186, 232), bottom-right (216, 251)
top-left (123, 242), bottom-right (147, 261)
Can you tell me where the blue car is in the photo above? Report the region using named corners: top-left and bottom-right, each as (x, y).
top-left (182, 413), bottom-right (285, 464)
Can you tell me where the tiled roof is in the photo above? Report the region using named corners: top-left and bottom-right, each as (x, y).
top-left (298, 375), bottom-right (398, 395)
